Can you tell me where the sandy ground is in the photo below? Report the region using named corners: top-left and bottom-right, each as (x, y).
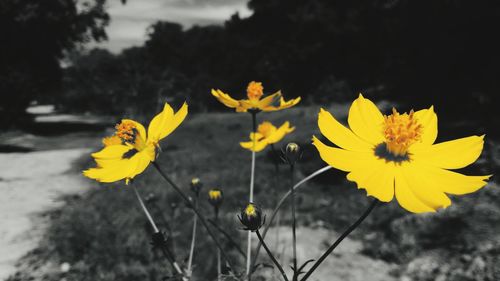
top-left (0, 110), bottom-right (106, 281)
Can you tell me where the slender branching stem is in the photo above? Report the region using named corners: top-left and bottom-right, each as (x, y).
top-left (255, 230), bottom-right (289, 281)
top-left (247, 111), bottom-right (258, 279)
top-left (152, 162), bottom-right (236, 271)
top-left (251, 166), bottom-right (332, 271)
top-left (299, 199), bottom-right (380, 281)
top-left (290, 164), bottom-right (298, 281)
top-left (132, 184), bottom-right (186, 280)
top-left (186, 197), bottom-right (198, 278)
top-left (208, 219), bottom-right (246, 258)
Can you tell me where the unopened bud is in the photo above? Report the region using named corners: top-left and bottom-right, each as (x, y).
top-left (190, 177), bottom-right (203, 195)
top-left (208, 188), bottom-right (223, 208)
top-left (238, 203), bottom-right (264, 231)
top-left (284, 142), bottom-right (301, 165)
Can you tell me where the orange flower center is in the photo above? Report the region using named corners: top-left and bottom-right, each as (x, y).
top-left (383, 108), bottom-right (422, 156)
top-left (257, 121), bottom-right (275, 138)
top-left (115, 121), bottom-right (138, 144)
top-left (247, 81), bottom-right (264, 100)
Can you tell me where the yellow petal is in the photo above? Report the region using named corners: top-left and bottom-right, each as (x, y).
top-left (414, 106), bottom-right (438, 145)
top-left (128, 150), bottom-right (153, 179)
top-left (258, 91), bottom-right (282, 107)
top-left (266, 121), bottom-right (294, 144)
top-left (91, 144), bottom-right (133, 160)
top-left (312, 136), bottom-right (374, 172)
top-left (394, 168), bottom-right (436, 213)
top-left (347, 94), bottom-right (385, 145)
top-left (261, 96), bottom-right (301, 112)
top-left (411, 161), bottom-right (490, 195)
top-left (317, 108), bottom-right (373, 152)
top-left (147, 102), bottom-right (188, 143)
top-left (401, 162), bottom-right (451, 210)
top-left (240, 139), bottom-right (268, 152)
top-left (346, 158), bottom-right (395, 202)
top-left (211, 89), bottom-right (240, 108)
top-left (411, 135), bottom-right (485, 169)
top-left (83, 157), bottom-right (139, 183)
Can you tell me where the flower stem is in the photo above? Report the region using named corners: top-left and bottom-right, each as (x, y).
top-left (152, 162), bottom-right (236, 271)
top-left (247, 111), bottom-right (258, 279)
top-left (251, 166), bottom-right (332, 271)
top-left (132, 184), bottom-right (186, 280)
top-left (290, 164), bottom-right (298, 281)
top-left (269, 144), bottom-right (282, 258)
top-left (299, 199), bottom-right (380, 281)
top-left (186, 198), bottom-right (198, 278)
top-left (133, 185), bottom-right (159, 233)
top-left (255, 230), bottom-right (289, 281)
top-left (215, 211), bottom-right (221, 281)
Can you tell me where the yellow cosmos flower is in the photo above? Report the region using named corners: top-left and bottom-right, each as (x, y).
top-left (240, 121), bottom-right (295, 152)
top-left (312, 94), bottom-right (491, 213)
top-left (211, 81), bottom-right (301, 112)
top-left (83, 102), bottom-right (188, 184)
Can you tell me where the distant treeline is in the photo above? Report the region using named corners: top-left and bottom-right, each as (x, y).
top-left (3, 0), bottom-right (500, 129)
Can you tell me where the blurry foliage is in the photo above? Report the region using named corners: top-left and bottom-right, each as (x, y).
top-left (0, 0), bottom-right (112, 128)
top-left (59, 0), bottom-right (500, 137)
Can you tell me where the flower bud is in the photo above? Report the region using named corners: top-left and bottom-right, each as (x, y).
top-left (190, 177), bottom-right (203, 195)
top-left (208, 188), bottom-right (223, 208)
top-left (284, 142), bottom-right (301, 165)
top-left (238, 203), bottom-right (265, 231)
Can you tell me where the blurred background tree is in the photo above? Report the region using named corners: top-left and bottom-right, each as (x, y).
top-left (0, 0), bottom-right (111, 128)
top-left (3, 0), bottom-right (500, 136)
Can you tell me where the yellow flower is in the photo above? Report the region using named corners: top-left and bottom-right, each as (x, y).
top-left (240, 121), bottom-right (295, 152)
top-left (83, 102), bottom-right (188, 184)
top-left (312, 94), bottom-right (491, 213)
top-left (211, 81), bottom-right (301, 112)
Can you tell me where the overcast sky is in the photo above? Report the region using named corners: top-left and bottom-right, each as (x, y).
top-left (89, 0), bottom-right (251, 53)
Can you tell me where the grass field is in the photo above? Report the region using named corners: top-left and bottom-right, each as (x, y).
top-left (6, 102), bottom-right (500, 281)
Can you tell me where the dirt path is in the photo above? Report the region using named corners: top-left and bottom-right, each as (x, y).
top-left (258, 226), bottom-right (396, 281)
top-left (0, 109), bottom-right (107, 281)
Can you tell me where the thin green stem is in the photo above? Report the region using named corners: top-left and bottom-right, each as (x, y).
top-left (290, 164), bottom-right (297, 281)
top-left (186, 198), bottom-right (198, 278)
top-left (247, 111), bottom-right (257, 280)
top-left (152, 162), bottom-right (236, 271)
top-left (299, 199), bottom-right (380, 281)
top-left (251, 166), bottom-right (332, 272)
top-left (256, 230), bottom-right (289, 281)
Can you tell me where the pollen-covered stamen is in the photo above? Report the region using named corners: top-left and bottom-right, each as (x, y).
top-left (383, 108), bottom-right (422, 156)
top-left (115, 121), bottom-right (138, 144)
top-left (247, 81), bottom-right (264, 100)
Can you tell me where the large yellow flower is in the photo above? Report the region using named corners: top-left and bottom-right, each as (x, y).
top-left (240, 121), bottom-right (295, 152)
top-left (312, 94), bottom-right (490, 213)
top-left (84, 102), bottom-right (188, 184)
top-left (211, 81), bottom-right (301, 112)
